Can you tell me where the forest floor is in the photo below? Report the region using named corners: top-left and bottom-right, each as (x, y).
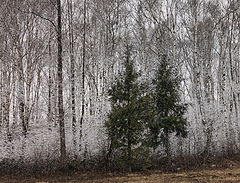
top-left (1, 157), bottom-right (240, 183)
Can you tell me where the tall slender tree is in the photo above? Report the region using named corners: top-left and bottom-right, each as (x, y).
top-left (57, 0), bottom-right (66, 161)
top-left (79, 0), bottom-right (86, 152)
top-left (67, 0), bottom-right (77, 157)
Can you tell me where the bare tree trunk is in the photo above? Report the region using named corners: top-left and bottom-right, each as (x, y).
top-left (79, 0), bottom-right (86, 153)
top-left (48, 37), bottom-right (53, 128)
top-left (17, 58), bottom-right (27, 137)
top-left (57, 0), bottom-right (66, 161)
top-left (1, 62), bottom-right (11, 140)
top-left (67, 0), bottom-right (77, 157)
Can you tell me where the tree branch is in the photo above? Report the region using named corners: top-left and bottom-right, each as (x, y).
top-left (18, 9), bottom-right (56, 30)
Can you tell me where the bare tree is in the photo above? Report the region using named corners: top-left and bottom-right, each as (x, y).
top-left (67, 0), bottom-right (77, 157)
top-left (57, 0), bottom-right (66, 161)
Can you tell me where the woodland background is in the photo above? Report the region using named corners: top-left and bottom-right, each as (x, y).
top-left (0, 0), bottom-right (240, 171)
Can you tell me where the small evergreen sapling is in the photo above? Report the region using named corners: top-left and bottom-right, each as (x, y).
top-left (105, 46), bottom-right (153, 171)
top-left (149, 55), bottom-right (187, 163)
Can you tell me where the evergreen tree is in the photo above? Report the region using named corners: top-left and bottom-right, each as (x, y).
top-left (149, 54), bottom-right (187, 163)
top-left (105, 46), bottom-right (153, 171)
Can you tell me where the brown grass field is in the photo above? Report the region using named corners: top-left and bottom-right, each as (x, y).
top-left (1, 158), bottom-right (240, 183)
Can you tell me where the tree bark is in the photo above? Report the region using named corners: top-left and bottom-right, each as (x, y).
top-left (57, 0), bottom-right (66, 161)
top-left (79, 0), bottom-right (86, 152)
top-left (67, 0), bottom-right (77, 157)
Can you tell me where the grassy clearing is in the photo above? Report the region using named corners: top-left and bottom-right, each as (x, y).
top-left (0, 167), bottom-right (240, 183)
top-left (1, 158), bottom-right (240, 183)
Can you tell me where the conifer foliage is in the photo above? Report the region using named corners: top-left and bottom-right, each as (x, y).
top-left (105, 46), bottom-right (153, 171)
top-left (149, 55), bottom-right (187, 159)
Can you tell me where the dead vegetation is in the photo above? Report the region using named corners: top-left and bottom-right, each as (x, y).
top-left (1, 169), bottom-right (240, 183)
top-left (1, 157), bottom-right (240, 183)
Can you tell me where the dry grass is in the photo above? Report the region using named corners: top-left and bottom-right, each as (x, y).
top-left (0, 168), bottom-right (240, 183)
top-left (1, 158), bottom-right (240, 183)
top-left (77, 168), bottom-right (240, 183)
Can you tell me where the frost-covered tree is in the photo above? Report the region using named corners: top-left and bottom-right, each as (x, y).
top-left (57, 0), bottom-right (66, 162)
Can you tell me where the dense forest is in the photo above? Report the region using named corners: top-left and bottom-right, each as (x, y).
top-left (0, 0), bottom-right (240, 172)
